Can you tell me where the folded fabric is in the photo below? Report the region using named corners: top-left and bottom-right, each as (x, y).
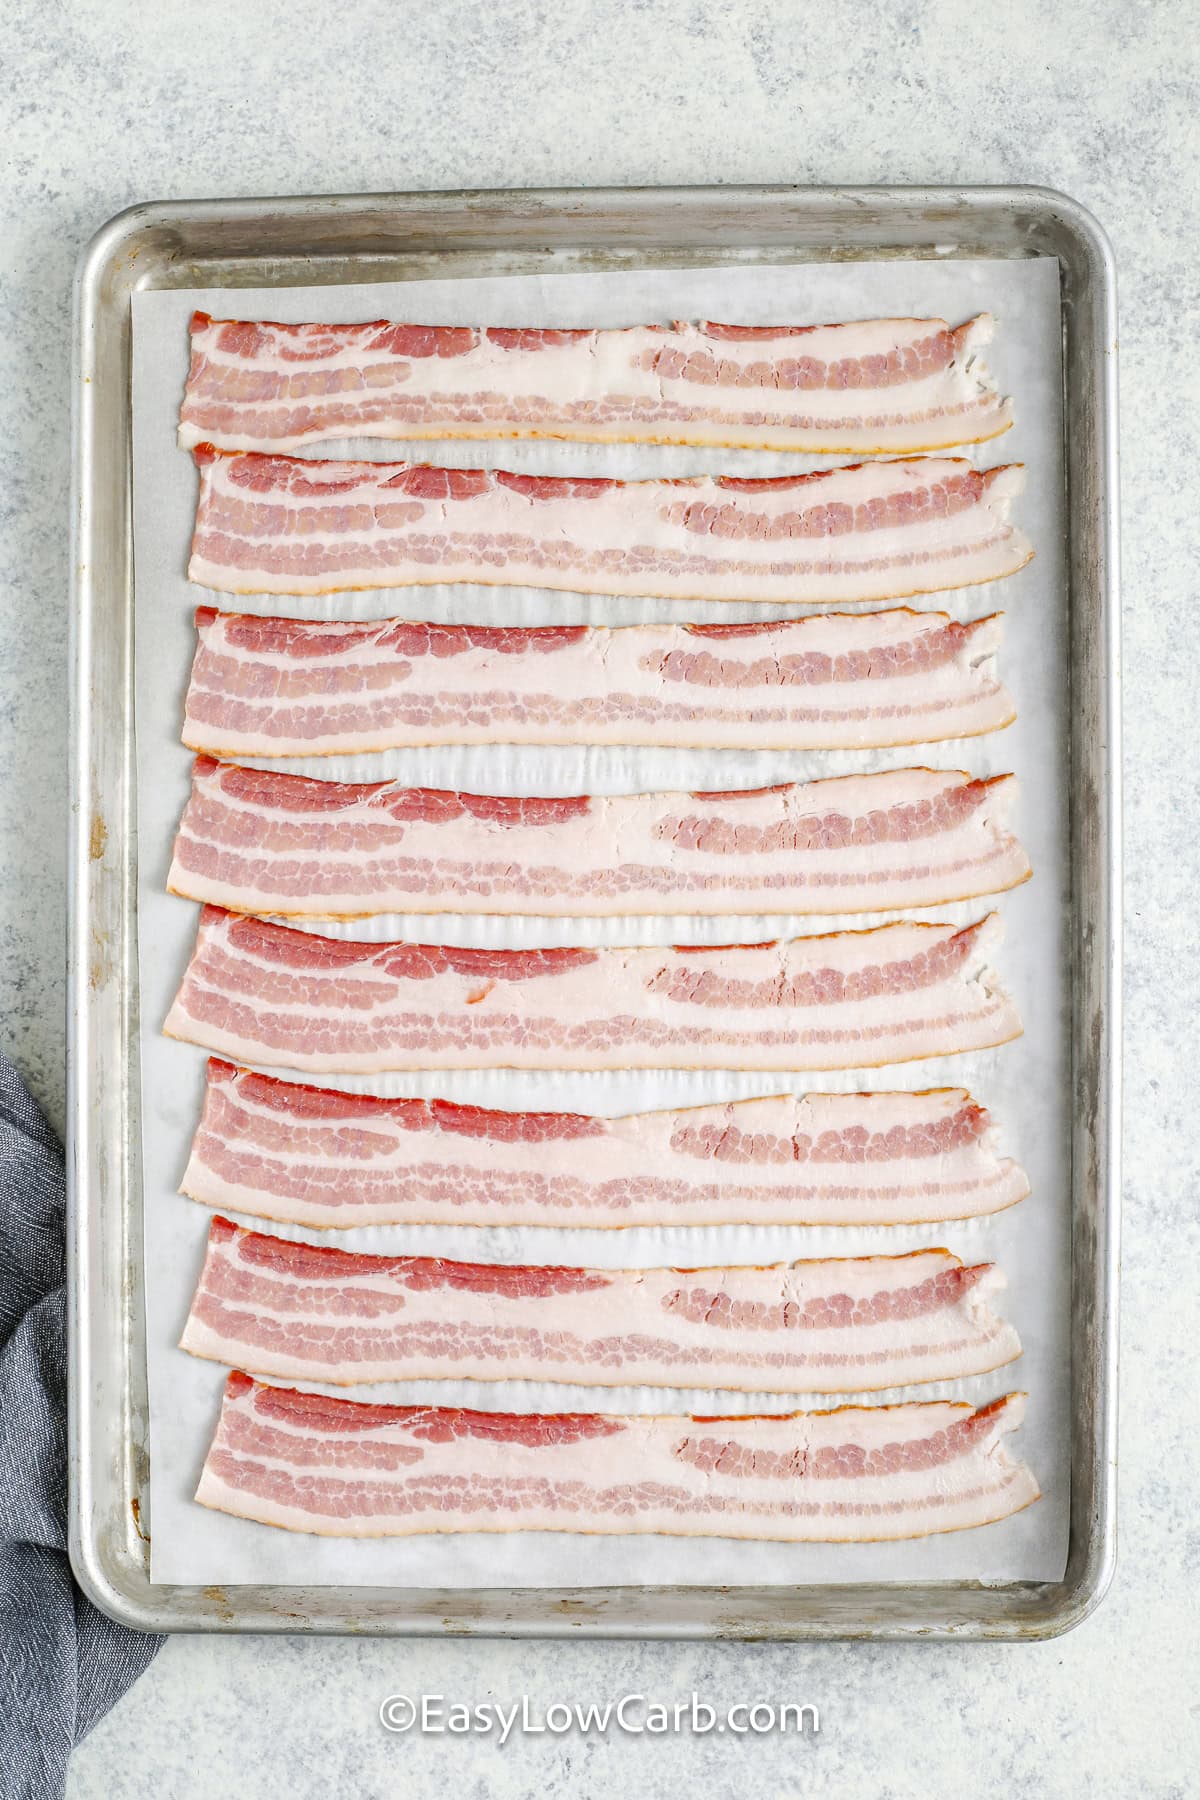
top-left (0, 1053), bottom-right (161, 1799)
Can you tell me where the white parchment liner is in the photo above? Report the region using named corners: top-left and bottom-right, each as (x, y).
top-left (131, 255), bottom-right (1067, 1587)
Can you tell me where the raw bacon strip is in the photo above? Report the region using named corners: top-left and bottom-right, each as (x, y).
top-left (162, 908), bottom-right (1021, 1074)
top-left (181, 1060), bottom-right (1030, 1230)
top-left (178, 312), bottom-right (1013, 454)
top-left (183, 606), bottom-right (1016, 757)
top-left (188, 450), bottom-right (1032, 604)
top-left (182, 1219), bottom-right (1022, 1394)
top-left (195, 1374), bottom-right (1039, 1541)
top-left (168, 761), bottom-right (1030, 920)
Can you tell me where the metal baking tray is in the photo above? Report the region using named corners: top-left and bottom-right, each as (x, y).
top-left (68, 185), bottom-right (1120, 1639)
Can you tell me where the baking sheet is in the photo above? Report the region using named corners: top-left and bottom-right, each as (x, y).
top-left (131, 255), bottom-right (1067, 1589)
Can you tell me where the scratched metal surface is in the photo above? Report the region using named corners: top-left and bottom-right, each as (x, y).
top-left (66, 185), bottom-right (1120, 1638)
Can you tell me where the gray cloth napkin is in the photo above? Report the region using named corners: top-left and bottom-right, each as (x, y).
top-left (0, 1052), bottom-right (161, 1799)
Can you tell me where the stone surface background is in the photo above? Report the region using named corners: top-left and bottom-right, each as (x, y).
top-left (0, 1), bottom-right (1192, 1792)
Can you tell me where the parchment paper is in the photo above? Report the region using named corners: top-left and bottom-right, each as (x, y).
top-left (131, 255), bottom-right (1068, 1588)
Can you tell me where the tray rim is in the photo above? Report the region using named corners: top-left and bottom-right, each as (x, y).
top-left (67, 182), bottom-right (1120, 1641)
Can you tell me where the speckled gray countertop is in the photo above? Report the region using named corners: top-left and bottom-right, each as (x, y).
top-left (1, 0), bottom-right (1194, 1793)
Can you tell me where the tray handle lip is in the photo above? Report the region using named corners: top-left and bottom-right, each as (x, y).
top-left (70, 182), bottom-right (1123, 284)
top-left (64, 1552), bottom-right (1117, 1641)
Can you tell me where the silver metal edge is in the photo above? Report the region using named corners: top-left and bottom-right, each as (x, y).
top-left (69, 202), bottom-right (150, 1631)
top-left (1032, 185), bottom-right (1122, 1638)
top-left (67, 185), bottom-right (1119, 1638)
